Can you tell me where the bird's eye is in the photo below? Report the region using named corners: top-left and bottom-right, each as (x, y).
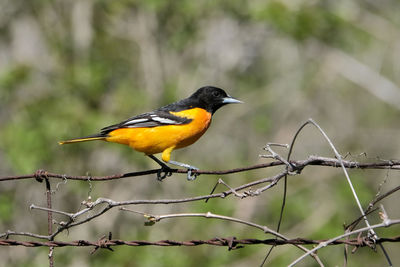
top-left (212, 91), bottom-right (220, 97)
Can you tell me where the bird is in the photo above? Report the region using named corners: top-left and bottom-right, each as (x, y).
top-left (59, 86), bottom-right (242, 180)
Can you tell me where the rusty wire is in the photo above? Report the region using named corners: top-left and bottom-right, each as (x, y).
top-left (1, 236), bottom-right (399, 251)
top-left (1, 156), bottom-right (400, 182)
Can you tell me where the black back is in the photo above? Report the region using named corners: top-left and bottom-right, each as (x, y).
top-left (100, 86), bottom-right (234, 135)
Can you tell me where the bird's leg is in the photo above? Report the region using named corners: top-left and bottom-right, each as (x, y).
top-left (148, 155), bottom-right (172, 181)
top-left (167, 160), bottom-right (199, 181)
top-left (161, 147), bottom-right (199, 180)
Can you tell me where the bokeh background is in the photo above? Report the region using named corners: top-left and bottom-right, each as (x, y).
top-left (1, 0), bottom-right (400, 266)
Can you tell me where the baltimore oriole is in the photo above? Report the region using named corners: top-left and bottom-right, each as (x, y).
top-left (59, 86), bottom-right (242, 180)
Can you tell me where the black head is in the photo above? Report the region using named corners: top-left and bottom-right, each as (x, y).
top-left (187, 86), bottom-right (242, 114)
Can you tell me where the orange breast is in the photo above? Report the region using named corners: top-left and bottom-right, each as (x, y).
top-left (105, 108), bottom-right (212, 155)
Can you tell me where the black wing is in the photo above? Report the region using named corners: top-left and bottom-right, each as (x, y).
top-left (100, 110), bottom-right (192, 135)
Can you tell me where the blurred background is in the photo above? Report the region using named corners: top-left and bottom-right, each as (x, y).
top-left (1, 0), bottom-right (400, 266)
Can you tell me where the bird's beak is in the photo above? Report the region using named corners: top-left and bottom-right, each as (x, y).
top-left (222, 95), bottom-right (243, 104)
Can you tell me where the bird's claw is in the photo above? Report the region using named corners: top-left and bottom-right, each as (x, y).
top-left (187, 167), bottom-right (199, 181)
top-left (157, 166), bottom-right (172, 181)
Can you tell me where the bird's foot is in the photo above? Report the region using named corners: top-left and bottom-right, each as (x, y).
top-left (168, 160), bottom-right (199, 181)
top-left (186, 167), bottom-right (199, 181)
top-left (157, 165), bottom-right (173, 181)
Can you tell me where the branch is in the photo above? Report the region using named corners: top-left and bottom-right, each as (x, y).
top-left (299, 119), bottom-right (378, 240)
top-left (24, 171), bottom-right (287, 240)
top-left (120, 209), bottom-right (286, 239)
top-left (288, 218), bottom-right (400, 266)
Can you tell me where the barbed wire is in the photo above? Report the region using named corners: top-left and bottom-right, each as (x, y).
top-left (1, 155), bottom-right (400, 183)
top-left (1, 235), bottom-right (399, 250)
top-left (1, 119), bottom-right (400, 267)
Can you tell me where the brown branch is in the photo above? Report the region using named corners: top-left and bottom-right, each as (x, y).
top-left (345, 184), bottom-right (400, 231)
top-left (44, 179), bottom-right (54, 267)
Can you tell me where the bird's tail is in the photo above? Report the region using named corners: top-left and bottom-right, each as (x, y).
top-left (58, 134), bottom-right (107, 145)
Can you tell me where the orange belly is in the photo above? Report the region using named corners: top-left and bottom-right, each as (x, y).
top-left (105, 108), bottom-right (212, 155)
